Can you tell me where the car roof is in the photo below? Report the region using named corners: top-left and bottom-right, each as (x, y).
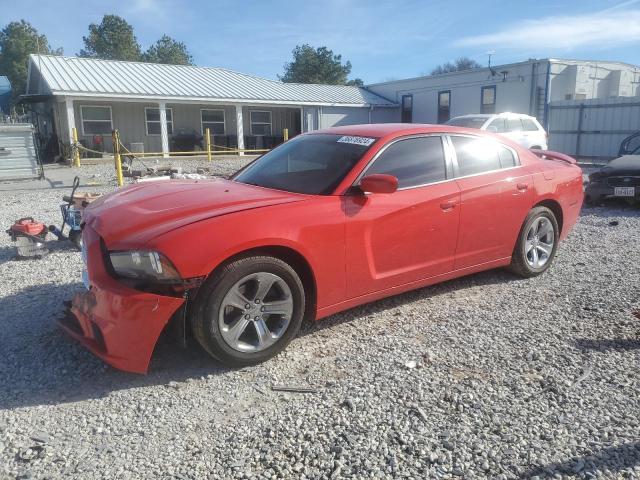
top-left (308, 123), bottom-right (482, 138)
top-left (451, 112), bottom-right (537, 119)
top-left (450, 114), bottom-right (493, 119)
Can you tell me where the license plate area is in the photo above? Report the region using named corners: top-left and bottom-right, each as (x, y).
top-left (614, 186), bottom-right (635, 197)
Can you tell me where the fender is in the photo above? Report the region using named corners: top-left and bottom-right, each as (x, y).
top-left (145, 196), bottom-right (348, 310)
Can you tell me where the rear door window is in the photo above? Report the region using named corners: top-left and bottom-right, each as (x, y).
top-left (365, 136), bottom-right (447, 188)
top-left (521, 118), bottom-right (540, 131)
top-left (498, 146), bottom-right (518, 168)
top-left (488, 118), bottom-right (507, 133)
top-left (507, 118), bottom-right (523, 132)
top-left (450, 136), bottom-right (501, 176)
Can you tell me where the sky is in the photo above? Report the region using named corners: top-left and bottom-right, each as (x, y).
top-left (1, 0), bottom-right (639, 84)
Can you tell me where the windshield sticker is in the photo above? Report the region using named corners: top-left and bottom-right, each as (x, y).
top-left (337, 136), bottom-right (376, 146)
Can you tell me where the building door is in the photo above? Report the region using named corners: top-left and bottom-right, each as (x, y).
top-left (438, 90), bottom-right (451, 123)
top-left (401, 94), bottom-right (413, 123)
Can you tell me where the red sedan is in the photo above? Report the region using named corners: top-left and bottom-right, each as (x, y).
top-left (64, 124), bottom-right (583, 373)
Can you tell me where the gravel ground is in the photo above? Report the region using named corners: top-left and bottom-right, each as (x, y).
top-left (1, 161), bottom-right (639, 480)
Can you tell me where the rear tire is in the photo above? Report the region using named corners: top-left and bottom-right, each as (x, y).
top-left (191, 255), bottom-right (305, 367)
top-left (509, 206), bottom-right (559, 278)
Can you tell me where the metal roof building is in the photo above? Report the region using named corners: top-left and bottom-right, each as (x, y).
top-left (25, 55), bottom-right (397, 157)
top-left (366, 58), bottom-right (640, 128)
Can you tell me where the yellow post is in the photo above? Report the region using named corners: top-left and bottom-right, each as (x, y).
top-left (112, 130), bottom-right (124, 187)
top-left (283, 128), bottom-right (289, 142)
top-left (205, 127), bottom-right (212, 162)
top-left (72, 127), bottom-right (81, 167)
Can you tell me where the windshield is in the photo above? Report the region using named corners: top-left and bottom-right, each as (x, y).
top-left (233, 134), bottom-right (376, 195)
top-left (446, 117), bottom-right (488, 129)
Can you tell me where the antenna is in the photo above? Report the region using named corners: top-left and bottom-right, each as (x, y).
top-left (486, 51), bottom-right (497, 78)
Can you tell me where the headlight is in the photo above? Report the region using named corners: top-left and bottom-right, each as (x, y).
top-left (588, 172), bottom-right (603, 183)
top-left (109, 250), bottom-right (181, 284)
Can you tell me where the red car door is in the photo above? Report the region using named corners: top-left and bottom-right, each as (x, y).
top-left (448, 135), bottom-right (534, 269)
top-left (344, 135), bottom-right (461, 298)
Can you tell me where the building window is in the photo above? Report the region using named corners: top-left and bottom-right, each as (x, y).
top-left (481, 86), bottom-right (496, 114)
top-left (201, 109), bottom-right (225, 135)
top-left (437, 90), bottom-right (450, 123)
top-left (250, 111), bottom-right (272, 136)
top-left (145, 107), bottom-right (173, 135)
top-left (80, 105), bottom-right (113, 135)
top-left (401, 94), bottom-right (413, 123)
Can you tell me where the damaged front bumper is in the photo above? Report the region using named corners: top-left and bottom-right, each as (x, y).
top-left (61, 225), bottom-right (184, 374)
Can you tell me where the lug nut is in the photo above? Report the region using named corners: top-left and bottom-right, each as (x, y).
top-left (244, 314), bottom-right (250, 319)
top-left (260, 306), bottom-right (265, 312)
top-left (245, 303), bottom-right (251, 309)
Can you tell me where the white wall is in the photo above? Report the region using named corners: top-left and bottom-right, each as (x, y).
top-left (367, 60), bottom-right (546, 124)
top-left (549, 60), bottom-right (640, 101)
top-left (319, 106), bottom-right (369, 128)
top-left (366, 59), bottom-right (640, 128)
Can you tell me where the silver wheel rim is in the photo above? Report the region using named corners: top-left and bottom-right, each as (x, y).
top-left (218, 272), bottom-right (294, 352)
top-left (525, 216), bottom-right (555, 268)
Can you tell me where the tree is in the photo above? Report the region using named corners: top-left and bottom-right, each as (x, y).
top-left (280, 44), bottom-right (361, 85)
top-left (346, 78), bottom-right (364, 87)
top-left (0, 20), bottom-right (61, 104)
top-left (79, 15), bottom-right (141, 61)
top-left (430, 57), bottom-right (481, 75)
top-left (142, 35), bottom-right (193, 65)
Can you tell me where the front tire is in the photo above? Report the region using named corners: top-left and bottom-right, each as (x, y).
top-left (191, 255), bottom-right (305, 367)
top-left (509, 206), bottom-right (559, 278)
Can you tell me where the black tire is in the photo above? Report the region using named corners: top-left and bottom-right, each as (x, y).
top-left (509, 206), bottom-right (559, 278)
top-left (191, 255), bottom-right (305, 367)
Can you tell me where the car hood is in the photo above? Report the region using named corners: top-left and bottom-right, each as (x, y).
top-left (599, 155), bottom-right (640, 176)
top-left (84, 178), bottom-right (307, 246)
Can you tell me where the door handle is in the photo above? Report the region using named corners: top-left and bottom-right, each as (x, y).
top-left (517, 183), bottom-right (529, 192)
top-left (440, 200), bottom-right (456, 211)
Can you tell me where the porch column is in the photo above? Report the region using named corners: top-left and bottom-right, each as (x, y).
top-left (235, 104), bottom-right (245, 156)
top-left (158, 102), bottom-right (169, 158)
top-left (65, 97), bottom-right (76, 145)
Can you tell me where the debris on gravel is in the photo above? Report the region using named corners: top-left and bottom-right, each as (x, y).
top-left (1, 161), bottom-right (639, 479)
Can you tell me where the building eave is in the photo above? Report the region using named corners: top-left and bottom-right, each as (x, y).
top-left (49, 91), bottom-right (396, 108)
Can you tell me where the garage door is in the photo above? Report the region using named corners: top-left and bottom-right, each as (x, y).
top-left (0, 124), bottom-right (42, 180)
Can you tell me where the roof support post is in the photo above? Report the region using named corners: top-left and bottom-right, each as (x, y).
top-left (235, 104), bottom-right (245, 156)
top-left (65, 97), bottom-right (76, 145)
top-left (158, 102), bottom-right (169, 158)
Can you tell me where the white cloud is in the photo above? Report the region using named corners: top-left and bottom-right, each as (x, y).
top-left (454, 9), bottom-right (640, 50)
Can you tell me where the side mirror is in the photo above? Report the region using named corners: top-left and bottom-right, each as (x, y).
top-left (359, 174), bottom-right (398, 194)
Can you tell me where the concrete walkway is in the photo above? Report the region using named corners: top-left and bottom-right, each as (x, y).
top-left (0, 165), bottom-right (104, 192)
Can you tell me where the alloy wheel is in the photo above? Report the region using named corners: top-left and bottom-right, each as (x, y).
top-left (525, 216), bottom-right (555, 268)
top-left (218, 272), bottom-right (294, 352)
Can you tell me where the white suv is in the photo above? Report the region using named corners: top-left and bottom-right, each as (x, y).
top-left (446, 113), bottom-right (548, 150)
